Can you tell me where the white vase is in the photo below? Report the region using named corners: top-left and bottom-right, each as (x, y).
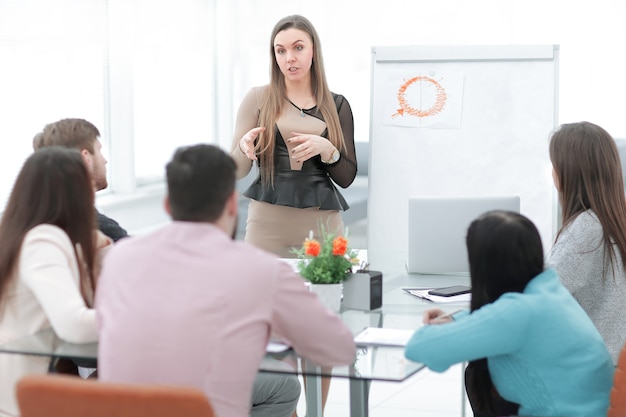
top-left (309, 282), bottom-right (343, 314)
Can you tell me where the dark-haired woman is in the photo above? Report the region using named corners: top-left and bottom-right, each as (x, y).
top-left (0, 147), bottom-right (111, 417)
top-left (404, 211), bottom-right (613, 417)
top-left (547, 121), bottom-right (626, 365)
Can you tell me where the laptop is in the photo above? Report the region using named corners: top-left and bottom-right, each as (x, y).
top-left (407, 195), bottom-right (521, 274)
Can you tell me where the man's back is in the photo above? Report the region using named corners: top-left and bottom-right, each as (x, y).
top-left (95, 222), bottom-right (355, 417)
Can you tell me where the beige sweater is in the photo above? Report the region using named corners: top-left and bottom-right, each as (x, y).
top-left (0, 225), bottom-right (98, 417)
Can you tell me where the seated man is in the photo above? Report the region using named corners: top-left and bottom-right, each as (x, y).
top-left (95, 144), bottom-right (356, 417)
top-left (33, 118), bottom-right (122, 376)
top-left (33, 118), bottom-right (129, 242)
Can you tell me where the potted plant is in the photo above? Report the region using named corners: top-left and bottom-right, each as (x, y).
top-left (292, 228), bottom-right (359, 312)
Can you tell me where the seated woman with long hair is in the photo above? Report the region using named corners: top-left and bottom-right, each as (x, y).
top-left (404, 210), bottom-right (614, 417)
top-left (0, 147), bottom-right (111, 417)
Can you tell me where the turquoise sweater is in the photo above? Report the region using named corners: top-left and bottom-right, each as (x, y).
top-left (404, 269), bottom-right (613, 417)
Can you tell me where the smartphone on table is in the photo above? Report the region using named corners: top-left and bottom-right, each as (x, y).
top-left (428, 285), bottom-right (471, 297)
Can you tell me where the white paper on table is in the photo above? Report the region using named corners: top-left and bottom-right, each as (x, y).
top-left (353, 327), bottom-right (415, 347)
top-left (266, 340), bottom-right (291, 353)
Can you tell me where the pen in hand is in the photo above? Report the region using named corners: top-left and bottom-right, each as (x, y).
top-left (424, 309), bottom-right (463, 325)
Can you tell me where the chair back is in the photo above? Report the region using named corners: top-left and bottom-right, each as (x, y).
top-left (17, 374), bottom-right (215, 417)
top-left (608, 344), bottom-right (626, 417)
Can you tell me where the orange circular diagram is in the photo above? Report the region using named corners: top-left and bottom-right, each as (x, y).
top-left (391, 76), bottom-right (447, 119)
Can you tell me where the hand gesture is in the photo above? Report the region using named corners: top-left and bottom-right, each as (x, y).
top-left (288, 132), bottom-right (335, 163)
top-left (239, 127), bottom-right (265, 161)
top-left (93, 230), bottom-right (113, 286)
top-left (94, 230), bottom-right (113, 250)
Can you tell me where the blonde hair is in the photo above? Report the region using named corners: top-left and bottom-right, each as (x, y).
top-left (256, 15), bottom-right (345, 185)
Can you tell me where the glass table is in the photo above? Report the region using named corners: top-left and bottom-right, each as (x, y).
top-left (0, 271), bottom-right (470, 417)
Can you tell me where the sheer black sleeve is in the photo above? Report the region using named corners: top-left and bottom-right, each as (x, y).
top-left (326, 94), bottom-right (357, 188)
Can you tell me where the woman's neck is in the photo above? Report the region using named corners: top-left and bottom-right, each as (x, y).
top-left (285, 79), bottom-right (312, 102)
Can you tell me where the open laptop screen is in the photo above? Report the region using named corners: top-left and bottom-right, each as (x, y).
top-left (407, 196), bottom-right (521, 274)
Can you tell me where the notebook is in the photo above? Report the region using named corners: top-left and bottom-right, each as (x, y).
top-left (407, 196), bottom-right (520, 274)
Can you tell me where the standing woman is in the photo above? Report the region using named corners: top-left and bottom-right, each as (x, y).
top-left (0, 147), bottom-right (110, 417)
top-left (547, 121), bottom-right (626, 365)
top-left (231, 14), bottom-right (357, 258)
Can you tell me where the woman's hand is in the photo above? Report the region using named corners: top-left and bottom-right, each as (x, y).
top-left (239, 127), bottom-right (265, 161)
top-left (93, 230), bottom-right (113, 287)
top-left (423, 308), bottom-right (451, 325)
top-left (288, 132), bottom-right (336, 163)
top-left (94, 230), bottom-right (113, 250)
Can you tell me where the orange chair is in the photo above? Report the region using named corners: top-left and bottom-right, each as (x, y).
top-left (17, 374), bottom-right (215, 417)
top-left (608, 344), bottom-right (626, 417)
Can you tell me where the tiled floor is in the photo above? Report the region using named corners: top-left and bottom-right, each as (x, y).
top-left (294, 363), bottom-right (471, 416)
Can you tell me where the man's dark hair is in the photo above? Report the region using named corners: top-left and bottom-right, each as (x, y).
top-left (166, 144), bottom-right (236, 222)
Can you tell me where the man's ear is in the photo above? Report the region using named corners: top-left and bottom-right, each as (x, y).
top-left (227, 191), bottom-right (238, 217)
top-left (164, 196), bottom-right (172, 216)
top-left (80, 149), bottom-right (92, 168)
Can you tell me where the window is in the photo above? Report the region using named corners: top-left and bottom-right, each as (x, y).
top-left (0, 0), bottom-right (107, 208)
top-left (2, 0), bottom-right (625, 228)
top-left (132, 0), bottom-right (215, 182)
top-left (0, 0), bottom-right (219, 215)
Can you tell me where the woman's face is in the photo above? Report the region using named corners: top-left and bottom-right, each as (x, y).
top-left (273, 28), bottom-right (313, 83)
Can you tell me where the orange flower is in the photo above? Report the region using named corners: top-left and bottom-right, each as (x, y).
top-left (332, 236), bottom-right (348, 256)
top-left (304, 239), bottom-right (321, 256)
top-left (292, 229), bottom-right (358, 284)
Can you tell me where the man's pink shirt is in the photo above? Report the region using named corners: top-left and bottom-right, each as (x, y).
top-left (95, 221), bottom-right (356, 417)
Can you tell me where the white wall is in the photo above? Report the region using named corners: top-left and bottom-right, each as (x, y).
top-left (3, 0), bottom-right (626, 236)
top-left (87, 0), bottom-right (626, 235)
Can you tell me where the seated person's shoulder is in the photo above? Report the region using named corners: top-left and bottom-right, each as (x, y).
top-left (96, 212), bottom-right (129, 242)
top-left (559, 210), bottom-right (603, 248)
top-left (24, 224), bottom-right (72, 246)
top-left (569, 210), bottom-right (601, 231)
